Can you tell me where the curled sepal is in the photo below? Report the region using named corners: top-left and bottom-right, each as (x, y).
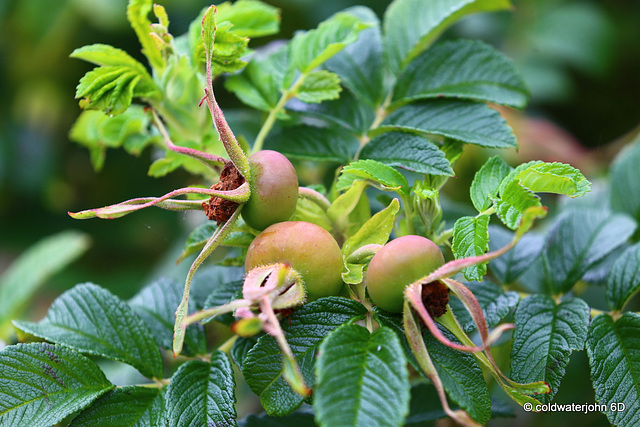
top-left (403, 301), bottom-right (482, 427)
top-left (69, 184), bottom-right (250, 220)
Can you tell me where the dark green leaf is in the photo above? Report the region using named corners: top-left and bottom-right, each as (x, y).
top-left (165, 352), bottom-right (237, 427)
top-left (0, 343), bottom-right (113, 426)
top-left (393, 39), bottom-right (528, 108)
top-left (240, 409), bottom-right (317, 427)
top-left (382, 0), bottom-right (511, 73)
top-left (360, 133), bottom-right (453, 176)
top-left (405, 383), bottom-right (446, 425)
top-left (216, 0), bottom-right (280, 37)
top-left (448, 280), bottom-right (520, 332)
top-left (587, 313), bottom-right (640, 427)
top-left (0, 231), bottom-right (90, 337)
top-left (452, 215), bottom-right (490, 281)
top-left (266, 126), bottom-right (360, 163)
top-left (470, 155), bottom-right (512, 212)
top-left (488, 226), bottom-right (544, 285)
top-left (510, 296), bottom-right (590, 403)
top-left (315, 325), bottom-right (410, 427)
top-left (296, 70), bottom-right (342, 103)
top-left (611, 139), bottom-right (640, 223)
top-left (606, 242), bottom-right (640, 311)
top-left (202, 280), bottom-right (243, 325)
top-left (69, 387), bottom-right (165, 427)
top-left (129, 278), bottom-right (207, 356)
top-left (337, 160), bottom-right (409, 195)
top-left (191, 266), bottom-right (245, 310)
top-left (178, 221), bottom-right (254, 262)
top-left (543, 209), bottom-right (637, 294)
top-left (376, 100), bottom-right (517, 148)
top-left (232, 335), bottom-right (262, 371)
top-left (243, 297), bottom-right (367, 416)
top-left (13, 283), bottom-right (163, 379)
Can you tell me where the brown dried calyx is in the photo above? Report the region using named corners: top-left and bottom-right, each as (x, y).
top-left (202, 161), bottom-right (245, 224)
top-left (421, 280), bottom-right (449, 318)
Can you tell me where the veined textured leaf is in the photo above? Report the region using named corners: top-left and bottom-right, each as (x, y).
top-left (587, 313), bottom-right (640, 427)
top-left (610, 139), bottom-right (640, 223)
top-left (393, 39), bottom-right (528, 108)
top-left (266, 126), bottom-right (360, 163)
top-left (243, 297), bottom-right (367, 416)
top-left (127, 0), bottom-right (164, 70)
top-left (232, 335), bottom-right (262, 371)
top-left (470, 155), bottom-right (512, 212)
top-left (0, 231), bottom-right (90, 336)
top-left (337, 160), bottom-right (409, 195)
top-left (296, 70), bottom-right (342, 103)
top-left (324, 6), bottom-right (386, 106)
top-left (71, 44), bottom-right (148, 73)
top-left (165, 353), bottom-right (237, 427)
top-left (510, 296), bottom-right (590, 403)
top-left (495, 180), bottom-right (542, 230)
top-left (0, 343), bottom-right (113, 426)
top-left (13, 283), bottom-right (163, 380)
top-left (516, 162), bottom-right (591, 198)
top-left (452, 215), bottom-right (490, 281)
top-left (178, 220), bottom-right (253, 262)
top-left (240, 409), bottom-right (316, 427)
top-left (190, 265), bottom-right (245, 311)
top-left (488, 225), bottom-right (544, 285)
top-left (382, 0), bottom-right (511, 73)
top-left (606, 242), bottom-right (640, 311)
top-left (543, 209), bottom-right (637, 294)
top-left (448, 280), bottom-right (520, 332)
top-left (69, 387), bottom-right (165, 427)
top-left (360, 133), bottom-right (453, 176)
top-left (315, 325), bottom-right (410, 427)
top-left (202, 279), bottom-right (243, 325)
top-left (129, 278), bottom-right (207, 356)
top-left (290, 12), bottom-right (370, 73)
top-left (377, 100), bottom-right (517, 148)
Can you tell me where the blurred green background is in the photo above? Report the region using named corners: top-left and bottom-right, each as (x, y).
top-left (1, 0), bottom-right (639, 425)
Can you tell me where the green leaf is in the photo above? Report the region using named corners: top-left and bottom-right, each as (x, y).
top-left (376, 100), bottom-right (517, 148)
top-left (315, 325), bottom-right (410, 427)
top-left (542, 209), bottom-right (637, 294)
top-left (393, 39), bottom-right (528, 108)
top-left (290, 12), bottom-right (370, 73)
top-left (202, 280), bottom-right (243, 325)
top-left (243, 297), bottom-right (367, 416)
top-left (0, 343), bottom-right (113, 426)
top-left (201, 5), bottom-right (217, 62)
top-left (448, 280), bottom-right (520, 332)
top-left (232, 335), bottom-right (262, 371)
top-left (71, 44), bottom-right (148, 73)
top-left (13, 283), bottom-right (163, 380)
top-left (69, 387), bottom-right (165, 427)
top-left (190, 266), bottom-right (245, 310)
top-left (516, 162), bottom-right (591, 198)
top-left (207, 21), bottom-right (250, 75)
top-left (470, 155), bottom-right (512, 212)
top-left (327, 181), bottom-right (370, 236)
top-left (382, 0), bottom-right (511, 73)
top-left (216, 0), bottom-right (281, 37)
top-left (452, 215), bottom-right (490, 281)
top-left (610, 139), bottom-right (640, 223)
top-left (510, 296), bottom-right (590, 403)
top-left (494, 179), bottom-right (541, 230)
top-left (360, 133), bottom-right (453, 176)
top-left (587, 313), bottom-right (640, 427)
top-left (606, 242), bottom-right (640, 311)
top-left (127, 0), bottom-right (164, 70)
top-left (165, 352), bottom-right (237, 427)
top-left (324, 6), bottom-right (386, 106)
top-left (488, 226), bottom-right (544, 285)
top-left (337, 160), bottom-right (409, 195)
top-left (267, 125), bottom-right (359, 163)
top-left (129, 278), bottom-right (207, 357)
top-left (178, 220), bottom-right (254, 262)
top-left (239, 409), bottom-right (316, 427)
top-left (0, 231), bottom-right (90, 338)
top-left (296, 70), bottom-right (342, 103)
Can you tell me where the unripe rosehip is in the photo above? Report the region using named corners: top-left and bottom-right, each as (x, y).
top-left (245, 221), bottom-right (344, 301)
top-left (365, 235), bottom-right (444, 313)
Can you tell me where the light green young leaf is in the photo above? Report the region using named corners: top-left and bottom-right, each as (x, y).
top-left (452, 215), bottom-right (490, 281)
top-left (127, 0), bottom-right (165, 71)
top-left (296, 70), bottom-right (342, 103)
top-left (516, 162), bottom-right (591, 197)
top-left (606, 242), bottom-right (640, 311)
top-left (383, 0), bottom-right (511, 73)
top-left (0, 343), bottom-right (113, 426)
top-left (360, 133), bottom-right (453, 176)
top-left (267, 126), bottom-right (360, 163)
top-left (165, 353), bottom-right (237, 427)
top-left (13, 283), bottom-right (163, 380)
top-left (315, 325), bottom-right (410, 427)
top-left (587, 313), bottom-right (640, 427)
top-left (201, 5), bottom-right (217, 61)
top-left (0, 231), bottom-right (90, 337)
top-left (511, 296), bottom-right (590, 403)
top-left (470, 155), bottom-right (512, 212)
top-left (216, 0), bottom-right (280, 37)
top-left (71, 44), bottom-right (148, 73)
top-left (328, 180), bottom-right (370, 238)
top-left (208, 22), bottom-right (250, 74)
top-left (495, 179), bottom-right (541, 230)
top-left (393, 39), bottom-right (529, 108)
top-left (69, 387), bottom-right (165, 427)
top-left (376, 100), bottom-right (517, 148)
top-left (337, 160), bottom-right (409, 196)
top-left (290, 12), bottom-right (370, 73)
